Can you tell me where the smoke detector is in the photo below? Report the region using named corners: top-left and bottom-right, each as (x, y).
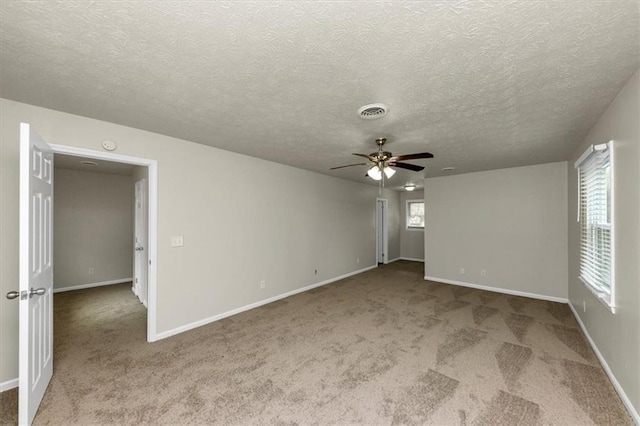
top-left (358, 103), bottom-right (388, 120)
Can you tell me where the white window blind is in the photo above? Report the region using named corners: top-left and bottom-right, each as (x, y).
top-left (406, 201), bottom-right (425, 228)
top-left (575, 142), bottom-right (613, 297)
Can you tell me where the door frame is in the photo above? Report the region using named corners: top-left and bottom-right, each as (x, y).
top-left (376, 198), bottom-right (388, 265)
top-left (49, 144), bottom-right (159, 341)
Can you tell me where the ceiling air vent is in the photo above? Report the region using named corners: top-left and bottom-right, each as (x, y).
top-left (358, 103), bottom-right (388, 120)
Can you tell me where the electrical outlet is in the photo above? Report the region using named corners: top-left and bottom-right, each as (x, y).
top-left (88, 267), bottom-right (94, 275)
top-left (171, 236), bottom-right (184, 247)
top-left (459, 267), bottom-right (465, 274)
top-left (356, 258), bottom-right (360, 264)
top-left (260, 280), bottom-right (265, 289)
top-left (480, 270), bottom-right (486, 276)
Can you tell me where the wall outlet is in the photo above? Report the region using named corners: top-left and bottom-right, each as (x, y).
top-left (459, 267), bottom-right (465, 274)
top-left (171, 236), bottom-right (184, 247)
top-left (88, 267), bottom-right (94, 275)
top-left (356, 258), bottom-right (360, 264)
top-left (260, 280), bottom-right (266, 289)
top-left (480, 269), bottom-right (486, 276)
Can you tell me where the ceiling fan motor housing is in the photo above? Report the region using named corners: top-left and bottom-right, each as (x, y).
top-left (371, 151), bottom-right (393, 161)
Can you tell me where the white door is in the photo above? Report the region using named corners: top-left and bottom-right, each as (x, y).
top-left (376, 199), bottom-right (388, 264)
top-left (133, 179), bottom-right (148, 307)
top-left (19, 123), bottom-right (54, 425)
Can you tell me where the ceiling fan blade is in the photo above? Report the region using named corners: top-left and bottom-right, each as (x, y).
top-left (352, 153), bottom-right (375, 161)
top-left (330, 163), bottom-right (368, 170)
top-left (389, 162), bottom-right (425, 172)
top-left (391, 152), bottom-right (434, 161)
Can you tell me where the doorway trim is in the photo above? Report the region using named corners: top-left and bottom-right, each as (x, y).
top-left (49, 144), bottom-right (159, 342)
top-left (376, 198), bottom-right (388, 265)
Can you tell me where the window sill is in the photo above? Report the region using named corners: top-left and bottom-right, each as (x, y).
top-left (579, 276), bottom-right (617, 314)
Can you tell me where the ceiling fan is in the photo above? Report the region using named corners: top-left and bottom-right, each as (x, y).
top-left (330, 137), bottom-right (434, 181)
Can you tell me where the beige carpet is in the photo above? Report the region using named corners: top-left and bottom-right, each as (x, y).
top-left (0, 261), bottom-right (632, 425)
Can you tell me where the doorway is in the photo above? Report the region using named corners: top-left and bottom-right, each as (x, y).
top-left (50, 144), bottom-right (158, 340)
top-left (16, 124), bottom-right (159, 424)
top-left (376, 198), bottom-right (388, 265)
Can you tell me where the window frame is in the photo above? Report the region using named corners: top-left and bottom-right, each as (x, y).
top-left (574, 141), bottom-right (616, 313)
top-left (405, 200), bottom-right (425, 230)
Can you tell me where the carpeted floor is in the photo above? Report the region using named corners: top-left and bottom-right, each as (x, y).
top-left (0, 261), bottom-right (632, 425)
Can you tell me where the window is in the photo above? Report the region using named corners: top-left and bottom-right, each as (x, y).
top-left (575, 141), bottom-right (615, 312)
top-left (406, 200), bottom-right (425, 229)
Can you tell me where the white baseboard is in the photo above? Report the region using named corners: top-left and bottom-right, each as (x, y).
top-left (155, 265), bottom-right (378, 341)
top-left (568, 303), bottom-right (640, 424)
top-left (387, 257), bottom-right (401, 263)
top-left (0, 378), bottom-right (18, 392)
top-left (53, 278), bottom-right (132, 293)
top-left (424, 276), bottom-right (568, 303)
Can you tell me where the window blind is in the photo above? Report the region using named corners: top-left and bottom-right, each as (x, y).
top-left (575, 142), bottom-right (612, 294)
top-left (407, 201), bottom-right (425, 228)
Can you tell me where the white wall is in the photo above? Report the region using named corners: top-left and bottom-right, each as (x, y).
top-left (400, 190), bottom-right (425, 261)
top-left (53, 168), bottom-right (134, 289)
top-left (567, 70), bottom-right (639, 417)
top-left (0, 99), bottom-right (400, 385)
top-left (424, 162), bottom-right (568, 300)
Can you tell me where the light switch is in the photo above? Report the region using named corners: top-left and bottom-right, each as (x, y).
top-left (171, 236), bottom-right (184, 247)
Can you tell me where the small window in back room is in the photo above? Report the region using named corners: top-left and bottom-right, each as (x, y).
top-left (406, 200), bottom-right (425, 229)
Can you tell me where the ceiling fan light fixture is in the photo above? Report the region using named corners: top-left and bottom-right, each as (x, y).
top-left (383, 166), bottom-right (396, 178)
top-left (367, 166), bottom-right (383, 180)
top-left (404, 184), bottom-right (416, 191)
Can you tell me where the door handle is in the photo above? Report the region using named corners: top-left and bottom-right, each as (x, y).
top-left (29, 287), bottom-right (46, 297)
top-left (135, 246), bottom-right (144, 251)
top-left (6, 291), bottom-right (19, 300)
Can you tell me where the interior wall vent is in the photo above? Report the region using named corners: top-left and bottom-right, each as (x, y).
top-left (358, 103), bottom-right (388, 120)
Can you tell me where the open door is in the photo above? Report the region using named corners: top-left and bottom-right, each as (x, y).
top-left (18, 123), bottom-right (54, 425)
top-left (133, 179), bottom-right (148, 307)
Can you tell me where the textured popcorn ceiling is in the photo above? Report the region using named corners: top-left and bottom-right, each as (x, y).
top-left (0, 1), bottom-right (638, 189)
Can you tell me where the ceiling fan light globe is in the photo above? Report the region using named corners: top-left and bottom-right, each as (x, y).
top-left (367, 166), bottom-right (382, 180)
top-left (383, 167), bottom-right (396, 178)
